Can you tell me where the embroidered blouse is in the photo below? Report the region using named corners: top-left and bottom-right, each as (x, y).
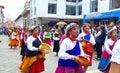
top-left (58, 38), bottom-right (85, 60)
top-left (111, 40), bottom-right (120, 64)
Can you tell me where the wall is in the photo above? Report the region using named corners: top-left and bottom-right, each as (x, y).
top-left (82, 0), bottom-right (90, 15)
top-left (31, 0), bottom-right (48, 18)
top-left (30, 0), bottom-right (83, 19)
top-left (98, 0), bottom-right (110, 13)
top-left (57, 0), bottom-right (66, 18)
top-left (15, 16), bottom-right (24, 28)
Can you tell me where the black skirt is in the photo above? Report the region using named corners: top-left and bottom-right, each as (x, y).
top-left (20, 41), bottom-right (27, 56)
top-left (53, 40), bottom-right (60, 53)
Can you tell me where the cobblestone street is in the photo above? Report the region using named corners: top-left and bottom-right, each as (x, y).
top-left (0, 35), bottom-right (101, 73)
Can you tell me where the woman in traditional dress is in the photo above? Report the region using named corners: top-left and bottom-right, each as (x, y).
top-left (109, 32), bottom-right (120, 73)
top-left (55, 23), bottom-right (88, 73)
top-left (98, 28), bottom-right (117, 73)
top-left (20, 26), bottom-right (45, 73)
top-left (77, 23), bottom-right (96, 73)
top-left (53, 25), bottom-right (62, 56)
top-left (9, 28), bottom-right (19, 48)
top-left (43, 27), bottom-right (52, 46)
top-left (20, 27), bottom-right (29, 61)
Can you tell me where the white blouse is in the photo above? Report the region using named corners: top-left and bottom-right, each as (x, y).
top-left (77, 32), bottom-right (96, 45)
top-left (94, 30), bottom-right (102, 38)
top-left (11, 32), bottom-right (17, 39)
top-left (58, 38), bottom-right (86, 60)
top-left (27, 36), bottom-right (42, 51)
top-left (111, 40), bottom-right (120, 64)
top-left (104, 39), bottom-right (115, 55)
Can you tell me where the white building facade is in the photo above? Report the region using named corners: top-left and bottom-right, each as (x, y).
top-left (15, 15), bottom-right (24, 27)
top-left (0, 5), bottom-right (4, 27)
top-left (83, 0), bottom-right (120, 24)
top-left (30, 0), bottom-right (120, 25)
top-left (30, 0), bottom-right (83, 26)
top-left (15, 1), bottom-right (30, 28)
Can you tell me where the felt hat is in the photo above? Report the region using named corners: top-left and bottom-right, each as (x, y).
top-left (65, 23), bottom-right (78, 33)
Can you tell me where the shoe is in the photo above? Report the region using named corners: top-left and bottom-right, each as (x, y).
top-left (56, 53), bottom-right (58, 56)
top-left (94, 57), bottom-right (100, 61)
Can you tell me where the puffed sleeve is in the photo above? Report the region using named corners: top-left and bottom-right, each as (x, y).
top-left (89, 34), bottom-right (96, 45)
top-left (58, 40), bottom-right (75, 60)
top-left (104, 39), bottom-right (112, 55)
top-left (77, 33), bottom-right (83, 41)
top-left (27, 36), bottom-right (39, 51)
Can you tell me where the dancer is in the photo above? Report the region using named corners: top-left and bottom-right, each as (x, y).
top-left (53, 25), bottom-right (62, 56)
top-left (77, 23), bottom-right (96, 73)
top-left (20, 26), bottom-right (45, 73)
top-left (20, 27), bottom-right (29, 61)
top-left (9, 28), bottom-right (19, 48)
top-left (98, 28), bottom-right (117, 73)
top-left (55, 23), bottom-right (88, 73)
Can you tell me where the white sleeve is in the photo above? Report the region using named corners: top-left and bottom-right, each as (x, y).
top-left (58, 41), bottom-right (75, 60)
top-left (77, 34), bottom-right (83, 41)
top-left (90, 34), bottom-right (96, 45)
top-left (104, 40), bottom-right (112, 55)
top-left (27, 37), bottom-right (39, 51)
top-left (95, 31), bottom-right (101, 38)
top-left (112, 40), bottom-right (120, 54)
top-left (43, 32), bottom-right (46, 39)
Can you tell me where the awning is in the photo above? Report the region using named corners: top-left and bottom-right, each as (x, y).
top-left (86, 12), bottom-right (102, 19)
top-left (86, 10), bottom-right (120, 20)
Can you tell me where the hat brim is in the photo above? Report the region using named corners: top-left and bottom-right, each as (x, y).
top-left (65, 24), bottom-right (78, 34)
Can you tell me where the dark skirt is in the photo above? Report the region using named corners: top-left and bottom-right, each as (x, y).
top-left (53, 40), bottom-right (60, 53)
top-left (20, 41), bottom-right (27, 55)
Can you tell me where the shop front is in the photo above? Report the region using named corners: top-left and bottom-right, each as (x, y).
top-left (83, 10), bottom-right (120, 25)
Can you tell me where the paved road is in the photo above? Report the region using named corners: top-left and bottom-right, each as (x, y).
top-left (0, 35), bottom-right (101, 73)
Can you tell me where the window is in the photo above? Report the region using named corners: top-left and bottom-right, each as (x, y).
top-left (34, 0), bottom-right (36, 3)
top-left (66, 0), bottom-right (76, 2)
top-left (78, 0), bottom-right (82, 2)
top-left (48, 4), bottom-right (57, 14)
top-left (31, 8), bottom-right (33, 17)
top-left (90, 0), bottom-right (98, 12)
top-left (34, 7), bottom-right (36, 15)
top-left (78, 5), bottom-right (82, 15)
top-left (66, 5), bottom-right (76, 15)
top-left (49, 0), bottom-right (57, 1)
top-left (110, 0), bottom-right (120, 9)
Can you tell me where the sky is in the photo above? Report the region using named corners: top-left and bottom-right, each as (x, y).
top-left (0, 0), bottom-right (28, 21)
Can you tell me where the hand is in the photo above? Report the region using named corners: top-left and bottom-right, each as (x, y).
top-left (38, 48), bottom-right (45, 52)
top-left (82, 39), bottom-right (89, 43)
top-left (74, 56), bottom-right (80, 63)
top-left (84, 55), bottom-right (90, 61)
top-left (79, 38), bottom-right (83, 42)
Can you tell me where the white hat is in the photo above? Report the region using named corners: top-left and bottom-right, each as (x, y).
top-left (65, 23), bottom-right (78, 33)
top-left (107, 26), bottom-right (117, 35)
top-left (30, 25), bottom-right (37, 31)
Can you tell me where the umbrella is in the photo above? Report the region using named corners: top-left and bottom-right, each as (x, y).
top-left (56, 21), bottom-right (67, 25)
top-left (48, 21), bottom-right (57, 26)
